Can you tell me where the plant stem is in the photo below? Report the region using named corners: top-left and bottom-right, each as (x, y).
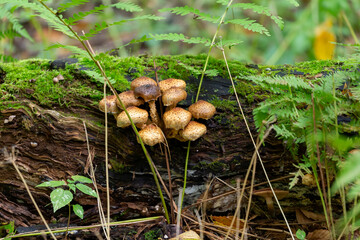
top-left (37, 0), bottom-right (170, 223)
top-left (65, 203), bottom-right (71, 240)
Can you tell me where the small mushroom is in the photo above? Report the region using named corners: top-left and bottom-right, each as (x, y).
top-left (162, 87), bottom-right (187, 111)
top-left (138, 124), bottom-right (165, 146)
top-left (134, 84), bottom-right (161, 126)
top-left (179, 121), bottom-right (207, 141)
top-left (163, 107), bottom-right (192, 130)
top-left (99, 95), bottom-right (120, 114)
top-left (189, 100), bottom-right (216, 120)
top-left (130, 76), bottom-right (157, 90)
top-left (253, 188), bottom-right (289, 217)
top-left (116, 90), bottom-right (144, 110)
top-left (158, 78), bottom-right (186, 93)
top-left (116, 106), bottom-right (148, 128)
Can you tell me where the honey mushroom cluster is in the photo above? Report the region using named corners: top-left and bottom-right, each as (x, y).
top-left (99, 76), bottom-right (216, 146)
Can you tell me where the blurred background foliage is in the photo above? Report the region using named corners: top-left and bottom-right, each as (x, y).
top-left (1, 0), bottom-right (359, 64)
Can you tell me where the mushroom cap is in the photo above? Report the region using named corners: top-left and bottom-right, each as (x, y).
top-left (116, 90), bottom-right (144, 110)
top-left (99, 95), bottom-right (120, 114)
top-left (116, 106), bottom-right (148, 128)
top-left (163, 107), bottom-right (192, 130)
top-left (179, 121), bottom-right (207, 141)
top-left (130, 76), bottom-right (157, 90)
top-left (189, 100), bottom-right (216, 120)
top-left (162, 87), bottom-right (187, 107)
top-left (253, 188), bottom-right (289, 200)
top-left (158, 78), bottom-right (186, 93)
top-left (134, 84), bottom-right (161, 102)
top-left (138, 124), bottom-right (165, 146)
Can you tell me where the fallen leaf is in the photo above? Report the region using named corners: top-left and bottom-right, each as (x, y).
top-left (300, 209), bottom-right (326, 221)
top-left (307, 229), bottom-right (331, 240)
top-left (211, 215), bottom-right (245, 229)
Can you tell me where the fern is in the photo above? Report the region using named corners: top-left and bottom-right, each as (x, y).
top-left (0, 54), bottom-right (17, 62)
top-left (57, 0), bottom-right (89, 13)
top-left (159, 6), bottom-right (220, 24)
top-left (286, 0), bottom-right (300, 7)
top-left (46, 43), bottom-right (89, 58)
top-left (230, 3), bottom-right (284, 29)
top-left (0, 7), bottom-right (33, 41)
top-left (225, 18), bottom-right (270, 36)
top-left (65, 5), bottom-right (108, 25)
top-left (112, 2), bottom-right (142, 12)
top-left (0, 29), bottom-right (21, 40)
top-left (216, 0), bottom-right (230, 6)
top-left (150, 33), bottom-right (211, 46)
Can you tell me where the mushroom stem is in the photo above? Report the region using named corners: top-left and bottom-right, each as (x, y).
top-left (149, 101), bottom-right (161, 127)
top-left (264, 197), bottom-right (275, 217)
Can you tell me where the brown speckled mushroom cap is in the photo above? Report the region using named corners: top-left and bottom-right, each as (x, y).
top-left (189, 100), bottom-right (216, 120)
top-left (130, 76), bottom-right (157, 90)
top-left (134, 84), bottom-right (161, 102)
top-left (179, 121), bottom-right (207, 141)
top-left (158, 78), bottom-right (186, 93)
top-left (116, 106), bottom-right (148, 128)
top-left (162, 87), bottom-right (187, 107)
top-left (99, 95), bottom-right (120, 114)
top-left (163, 107), bottom-right (192, 130)
top-left (138, 124), bottom-right (165, 146)
top-left (116, 90), bottom-right (145, 110)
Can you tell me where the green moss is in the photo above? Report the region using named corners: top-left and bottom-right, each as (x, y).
top-left (109, 158), bottom-right (131, 174)
top-left (195, 160), bottom-right (227, 172)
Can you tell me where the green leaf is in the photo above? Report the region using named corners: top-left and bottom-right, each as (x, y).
top-left (225, 18), bottom-right (270, 36)
top-left (36, 181), bottom-right (66, 188)
top-left (76, 183), bottom-right (97, 198)
top-left (50, 188), bottom-right (73, 212)
top-left (332, 151), bottom-right (360, 193)
top-left (65, 5), bottom-right (108, 25)
top-left (112, 2), bottom-right (142, 12)
top-left (71, 175), bottom-right (93, 183)
top-left (150, 33), bottom-right (211, 46)
top-left (286, 0), bottom-right (300, 7)
top-left (68, 183), bottom-right (76, 193)
top-left (46, 43), bottom-right (88, 58)
top-left (0, 7), bottom-right (33, 42)
top-left (159, 6), bottom-right (219, 24)
top-left (73, 204), bottom-right (84, 219)
top-left (296, 229), bottom-right (306, 240)
top-left (58, 0), bottom-right (89, 13)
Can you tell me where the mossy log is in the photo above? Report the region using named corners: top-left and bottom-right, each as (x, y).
top-left (0, 54), bottom-right (350, 228)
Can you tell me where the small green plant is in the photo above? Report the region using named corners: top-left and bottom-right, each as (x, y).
top-left (0, 221), bottom-right (15, 240)
top-left (36, 175), bottom-right (98, 219)
top-left (296, 229), bottom-right (306, 240)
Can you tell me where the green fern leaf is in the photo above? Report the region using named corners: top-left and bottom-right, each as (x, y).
top-left (46, 43), bottom-right (88, 58)
top-left (231, 3), bottom-right (284, 29)
top-left (225, 18), bottom-right (270, 36)
top-left (285, 0), bottom-right (300, 7)
top-left (65, 5), bottom-right (108, 25)
top-left (0, 7), bottom-right (33, 42)
top-left (0, 29), bottom-right (21, 40)
top-left (216, 0), bottom-right (230, 5)
top-left (150, 33), bottom-right (211, 46)
top-left (112, 2), bottom-right (142, 12)
top-left (57, 0), bottom-right (89, 13)
top-left (159, 6), bottom-right (220, 24)
top-left (218, 39), bottom-right (243, 48)
top-left (84, 69), bottom-right (116, 85)
top-left (0, 54), bottom-right (17, 62)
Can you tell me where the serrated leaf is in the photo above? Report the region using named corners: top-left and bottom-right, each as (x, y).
top-left (112, 2), bottom-right (142, 12)
top-left (36, 181), bottom-right (66, 188)
top-left (332, 151), bottom-right (360, 193)
top-left (46, 43), bottom-right (88, 58)
top-left (72, 175), bottom-right (93, 183)
top-left (58, 0), bottom-right (88, 13)
top-left (225, 18), bottom-right (270, 36)
top-left (159, 6), bottom-right (219, 24)
top-left (65, 5), bottom-right (108, 25)
top-left (150, 33), bottom-right (211, 46)
top-left (50, 188), bottom-right (73, 212)
top-left (73, 204), bottom-right (84, 219)
top-left (76, 183), bottom-right (97, 198)
top-left (0, 7), bottom-right (33, 42)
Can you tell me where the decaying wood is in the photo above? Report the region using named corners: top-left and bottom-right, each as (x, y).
top-left (0, 63), bottom-right (330, 229)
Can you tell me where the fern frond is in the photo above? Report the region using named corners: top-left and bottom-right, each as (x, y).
top-left (231, 3), bottom-right (284, 29)
top-left (46, 43), bottom-right (88, 58)
top-left (84, 69), bottom-right (116, 84)
top-left (216, 0), bottom-right (230, 5)
top-left (0, 29), bottom-right (21, 40)
top-left (225, 18), bottom-right (270, 36)
top-left (65, 5), bottom-right (108, 25)
top-left (0, 54), bottom-right (17, 62)
top-left (218, 39), bottom-right (243, 48)
top-left (285, 0), bottom-right (300, 7)
top-left (112, 2), bottom-right (142, 12)
top-left (159, 6), bottom-right (220, 24)
top-left (57, 0), bottom-right (88, 13)
top-left (0, 7), bottom-right (33, 41)
top-left (3, 0), bottom-right (75, 38)
top-left (150, 33), bottom-right (211, 46)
